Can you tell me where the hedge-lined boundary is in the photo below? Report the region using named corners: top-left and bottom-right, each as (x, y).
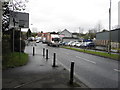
top-left (62, 46), bottom-right (119, 60)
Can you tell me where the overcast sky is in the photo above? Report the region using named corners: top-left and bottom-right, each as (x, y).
top-left (25, 0), bottom-right (119, 33)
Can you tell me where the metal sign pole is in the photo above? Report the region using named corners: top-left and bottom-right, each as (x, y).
top-left (19, 27), bottom-right (21, 59)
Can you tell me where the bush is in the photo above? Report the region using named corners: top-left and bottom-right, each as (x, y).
top-left (14, 39), bottom-right (26, 52)
top-left (2, 35), bottom-right (11, 55)
top-left (2, 52), bottom-right (28, 69)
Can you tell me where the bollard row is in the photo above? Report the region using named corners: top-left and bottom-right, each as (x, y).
top-left (43, 48), bottom-right (45, 56)
top-left (42, 48), bottom-right (49, 60)
top-left (33, 47), bottom-right (35, 56)
top-left (46, 49), bottom-right (48, 59)
top-left (69, 61), bottom-right (75, 84)
top-left (52, 53), bottom-right (56, 67)
top-left (42, 48), bottom-right (75, 84)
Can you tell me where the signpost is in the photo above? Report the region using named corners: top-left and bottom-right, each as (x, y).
top-left (9, 11), bottom-right (29, 28)
top-left (0, 1), bottom-right (2, 42)
top-left (0, 1), bottom-right (2, 90)
top-left (9, 11), bottom-right (29, 59)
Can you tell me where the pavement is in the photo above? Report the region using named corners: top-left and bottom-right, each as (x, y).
top-left (95, 46), bottom-right (119, 54)
top-left (2, 43), bottom-right (88, 89)
top-left (72, 46), bottom-right (119, 55)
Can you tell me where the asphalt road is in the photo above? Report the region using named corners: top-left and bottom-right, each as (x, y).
top-left (35, 42), bottom-right (119, 88)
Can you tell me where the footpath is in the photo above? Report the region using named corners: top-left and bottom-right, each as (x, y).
top-left (2, 44), bottom-right (88, 89)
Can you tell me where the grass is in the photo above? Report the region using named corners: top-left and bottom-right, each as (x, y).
top-left (62, 46), bottom-right (120, 60)
top-left (2, 52), bottom-right (29, 69)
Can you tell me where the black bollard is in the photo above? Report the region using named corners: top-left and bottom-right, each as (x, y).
top-left (52, 53), bottom-right (56, 67)
top-left (43, 48), bottom-right (45, 57)
top-left (33, 47), bottom-right (35, 56)
top-left (46, 49), bottom-right (48, 59)
top-left (69, 61), bottom-right (75, 84)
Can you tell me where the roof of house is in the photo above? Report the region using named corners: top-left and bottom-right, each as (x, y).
top-left (60, 29), bottom-right (72, 35)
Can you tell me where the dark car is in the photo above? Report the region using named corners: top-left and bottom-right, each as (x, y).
top-left (87, 42), bottom-right (95, 47)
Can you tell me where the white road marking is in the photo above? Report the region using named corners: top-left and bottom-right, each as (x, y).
top-left (57, 60), bottom-right (91, 87)
top-left (76, 56), bottom-right (96, 64)
top-left (114, 69), bottom-right (120, 72)
top-left (57, 60), bottom-right (70, 71)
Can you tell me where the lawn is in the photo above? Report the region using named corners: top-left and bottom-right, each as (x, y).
top-left (62, 46), bottom-right (119, 60)
top-left (2, 52), bottom-right (29, 69)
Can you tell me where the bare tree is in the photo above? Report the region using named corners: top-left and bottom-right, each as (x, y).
top-left (2, 0), bottom-right (28, 33)
top-left (78, 27), bottom-right (84, 34)
top-left (112, 25), bottom-right (120, 29)
top-left (95, 21), bottom-right (103, 32)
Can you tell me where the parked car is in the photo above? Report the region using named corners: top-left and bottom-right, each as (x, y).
top-left (64, 42), bottom-right (69, 46)
top-left (81, 42), bottom-right (95, 48)
top-left (69, 41), bottom-right (77, 46)
top-left (76, 42), bottom-right (83, 47)
top-left (71, 41), bottom-right (79, 46)
top-left (67, 41), bottom-right (74, 46)
top-left (36, 40), bottom-right (40, 43)
top-left (87, 42), bottom-right (95, 47)
top-left (59, 41), bottom-right (65, 45)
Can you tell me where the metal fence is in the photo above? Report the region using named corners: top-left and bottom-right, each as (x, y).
top-left (96, 29), bottom-right (120, 42)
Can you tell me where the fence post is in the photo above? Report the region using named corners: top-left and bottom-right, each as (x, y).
top-left (52, 53), bottom-right (56, 67)
top-left (33, 47), bottom-right (35, 56)
top-left (43, 48), bottom-right (45, 57)
top-left (69, 61), bottom-right (75, 84)
top-left (46, 49), bottom-right (48, 59)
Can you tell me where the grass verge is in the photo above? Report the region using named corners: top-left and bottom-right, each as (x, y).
top-left (62, 46), bottom-right (119, 60)
top-left (3, 52), bottom-right (29, 69)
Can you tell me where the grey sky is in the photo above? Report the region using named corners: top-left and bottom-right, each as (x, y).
top-left (25, 0), bottom-right (119, 33)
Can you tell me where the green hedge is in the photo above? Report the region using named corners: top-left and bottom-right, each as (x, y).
top-left (2, 52), bottom-right (28, 69)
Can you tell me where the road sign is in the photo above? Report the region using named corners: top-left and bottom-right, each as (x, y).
top-left (9, 11), bottom-right (29, 28)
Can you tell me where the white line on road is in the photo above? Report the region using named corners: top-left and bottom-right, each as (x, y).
top-left (76, 56), bottom-right (96, 64)
top-left (114, 69), bottom-right (120, 72)
top-left (57, 60), bottom-right (90, 87)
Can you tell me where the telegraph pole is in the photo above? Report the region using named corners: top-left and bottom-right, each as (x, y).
top-left (108, 0), bottom-right (111, 54)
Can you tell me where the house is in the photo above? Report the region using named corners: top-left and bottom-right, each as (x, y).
top-left (59, 29), bottom-right (79, 42)
top-left (62, 37), bottom-right (79, 42)
top-left (72, 33), bottom-right (79, 38)
top-left (59, 29), bottom-right (72, 37)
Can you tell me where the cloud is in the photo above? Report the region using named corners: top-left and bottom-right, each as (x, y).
top-left (27, 0), bottom-right (119, 33)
